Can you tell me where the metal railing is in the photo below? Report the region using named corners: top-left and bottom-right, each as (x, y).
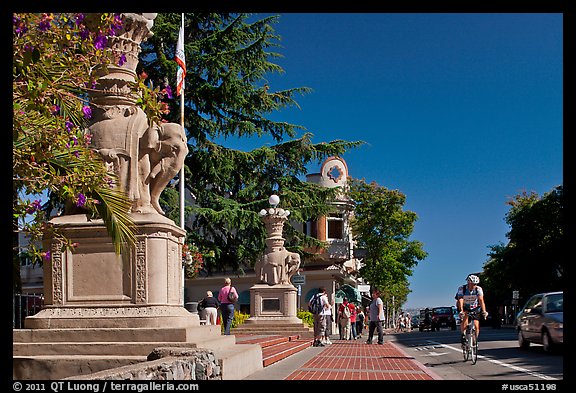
top-left (13, 293), bottom-right (43, 329)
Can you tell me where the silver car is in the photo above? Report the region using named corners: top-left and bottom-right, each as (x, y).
top-left (516, 291), bottom-right (563, 353)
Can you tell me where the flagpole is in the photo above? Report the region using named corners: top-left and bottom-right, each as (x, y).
top-left (178, 13), bottom-right (185, 231)
top-left (177, 13), bottom-right (186, 306)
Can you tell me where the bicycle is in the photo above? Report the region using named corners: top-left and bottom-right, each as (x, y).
top-left (461, 308), bottom-right (482, 364)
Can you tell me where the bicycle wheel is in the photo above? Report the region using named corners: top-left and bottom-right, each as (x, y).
top-left (462, 330), bottom-right (470, 361)
top-left (471, 329), bottom-right (478, 364)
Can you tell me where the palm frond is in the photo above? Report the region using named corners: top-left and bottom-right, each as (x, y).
top-left (94, 185), bottom-right (135, 254)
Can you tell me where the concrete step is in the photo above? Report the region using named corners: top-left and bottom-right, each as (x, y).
top-left (13, 326), bottom-right (222, 343)
top-left (236, 334), bottom-right (313, 368)
top-left (13, 326), bottom-right (262, 381)
top-left (211, 343), bottom-right (263, 380)
top-left (13, 335), bottom-right (236, 356)
top-left (13, 355), bottom-right (147, 380)
top-left (232, 325), bottom-right (314, 338)
top-left (261, 339), bottom-right (312, 367)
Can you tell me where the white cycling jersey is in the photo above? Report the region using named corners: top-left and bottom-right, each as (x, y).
top-left (455, 284), bottom-right (484, 311)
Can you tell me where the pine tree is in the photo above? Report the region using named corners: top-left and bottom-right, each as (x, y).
top-left (139, 13), bottom-right (363, 274)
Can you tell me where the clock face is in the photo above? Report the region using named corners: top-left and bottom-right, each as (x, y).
top-left (327, 165), bottom-right (343, 183)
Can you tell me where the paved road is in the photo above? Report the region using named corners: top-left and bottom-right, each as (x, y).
top-left (243, 327), bottom-right (564, 383)
top-left (389, 327), bottom-right (564, 381)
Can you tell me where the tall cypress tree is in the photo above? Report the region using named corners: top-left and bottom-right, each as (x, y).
top-left (139, 13), bottom-right (363, 274)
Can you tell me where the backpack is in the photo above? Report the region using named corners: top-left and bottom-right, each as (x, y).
top-left (342, 304), bottom-right (351, 319)
top-left (228, 287), bottom-right (238, 303)
top-left (308, 293), bottom-right (323, 314)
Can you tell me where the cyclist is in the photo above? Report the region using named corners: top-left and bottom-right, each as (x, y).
top-left (455, 274), bottom-right (488, 344)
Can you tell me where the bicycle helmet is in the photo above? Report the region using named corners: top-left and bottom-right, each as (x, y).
top-left (466, 274), bottom-right (480, 284)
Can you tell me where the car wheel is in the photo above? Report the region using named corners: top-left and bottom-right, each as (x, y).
top-left (542, 331), bottom-right (555, 354)
top-left (518, 330), bottom-right (530, 349)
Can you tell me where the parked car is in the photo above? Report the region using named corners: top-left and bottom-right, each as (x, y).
top-left (411, 315), bottom-right (420, 330)
top-left (431, 306), bottom-right (457, 331)
top-left (516, 291), bottom-right (563, 353)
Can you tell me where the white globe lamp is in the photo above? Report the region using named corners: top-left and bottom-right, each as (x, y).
top-left (268, 194), bottom-right (280, 207)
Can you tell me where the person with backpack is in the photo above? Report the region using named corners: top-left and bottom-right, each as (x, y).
top-left (218, 277), bottom-right (238, 335)
top-left (309, 286), bottom-right (330, 347)
top-left (338, 297), bottom-right (354, 340)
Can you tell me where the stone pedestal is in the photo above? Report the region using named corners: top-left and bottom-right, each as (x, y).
top-left (26, 213), bottom-right (199, 329)
top-left (244, 284), bottom-right (301, 325)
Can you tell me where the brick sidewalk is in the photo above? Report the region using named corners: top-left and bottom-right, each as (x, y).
top-left (285, 340), bottom-right (441, 380)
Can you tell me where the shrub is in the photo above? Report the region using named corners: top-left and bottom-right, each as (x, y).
top-left (297, 309), bottom-right (314, 328)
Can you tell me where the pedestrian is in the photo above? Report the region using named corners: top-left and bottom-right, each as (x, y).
top-left (349, 302), bottom-right (357, 339)
top-left (338, 297), bottom-right (354, 340)
top-left (366, 290), bottom-right (385, 345)
top-left (405, 312), bottom-right (412, 331)
top-left (355, 306), bottom-right (365, 339)
top-left (336, 308), bottom-right (343, 339)
top-left (198, 290), bottom-right (219, 325)
top-left (322, 294), bottom-right (334, 345)
top-left (308, 286), bottom-right (331, 347)
top-left (396, 311), bottom-right (405, 332)
top-left (217, 277), bottom-right (238, 335)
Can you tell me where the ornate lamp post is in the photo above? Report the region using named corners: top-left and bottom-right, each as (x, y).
top-left (235, 195), bottom-right (307, 331)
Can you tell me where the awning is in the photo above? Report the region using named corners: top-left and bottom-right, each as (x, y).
top-left (334, 284), bottom-right (361, 304)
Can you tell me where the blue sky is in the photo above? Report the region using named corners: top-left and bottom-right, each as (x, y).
top-left (222, 13), bottom-right (563, 310)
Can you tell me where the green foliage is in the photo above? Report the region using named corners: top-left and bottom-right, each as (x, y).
top-left (297, 309), bottom-right (314, 328)
top-left (348, 178), bottom-right (427, 306)
top-left (482, 185), bottom-right (564, 306)
top-left (141, 13), bottom-right (364, 274)
top-left (225, 308), bottom-right (313, 330)
top-left (13, 14), bottom-right (166, 272)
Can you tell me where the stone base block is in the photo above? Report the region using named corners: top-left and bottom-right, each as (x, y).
top-left (25, 305), bottom-right (199, 329)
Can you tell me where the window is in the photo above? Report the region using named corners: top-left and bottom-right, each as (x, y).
top-left (304, 220), bottom-right (318, 239)
top-left (327, 213), bottom-right (344, 240)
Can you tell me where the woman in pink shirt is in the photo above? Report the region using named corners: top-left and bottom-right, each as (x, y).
top-left (218, 277), bottom-right (238, 335)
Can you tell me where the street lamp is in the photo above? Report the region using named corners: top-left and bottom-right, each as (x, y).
top-left (268, 194), bottom-right (280, 207)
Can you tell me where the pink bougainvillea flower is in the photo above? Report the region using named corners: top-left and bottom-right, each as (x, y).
top-left (94, 33), bottom-right (107, 49)
top-left (84, 133), bottom-right (93, 145)
top-left (75, 13), bottom-right (85, 25)
top-left (117, 53), bottom-right (127, 66)
top-left (26, 199), bottom-right (42, 214)
top-left (38, 14), bottom-right (53, 31)
top-left (76, 193), bottom-right (86, 207)
top-left (164, 85), bottom-right (173, 99)
top-left (82, 105), bottom-right (92, 119)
